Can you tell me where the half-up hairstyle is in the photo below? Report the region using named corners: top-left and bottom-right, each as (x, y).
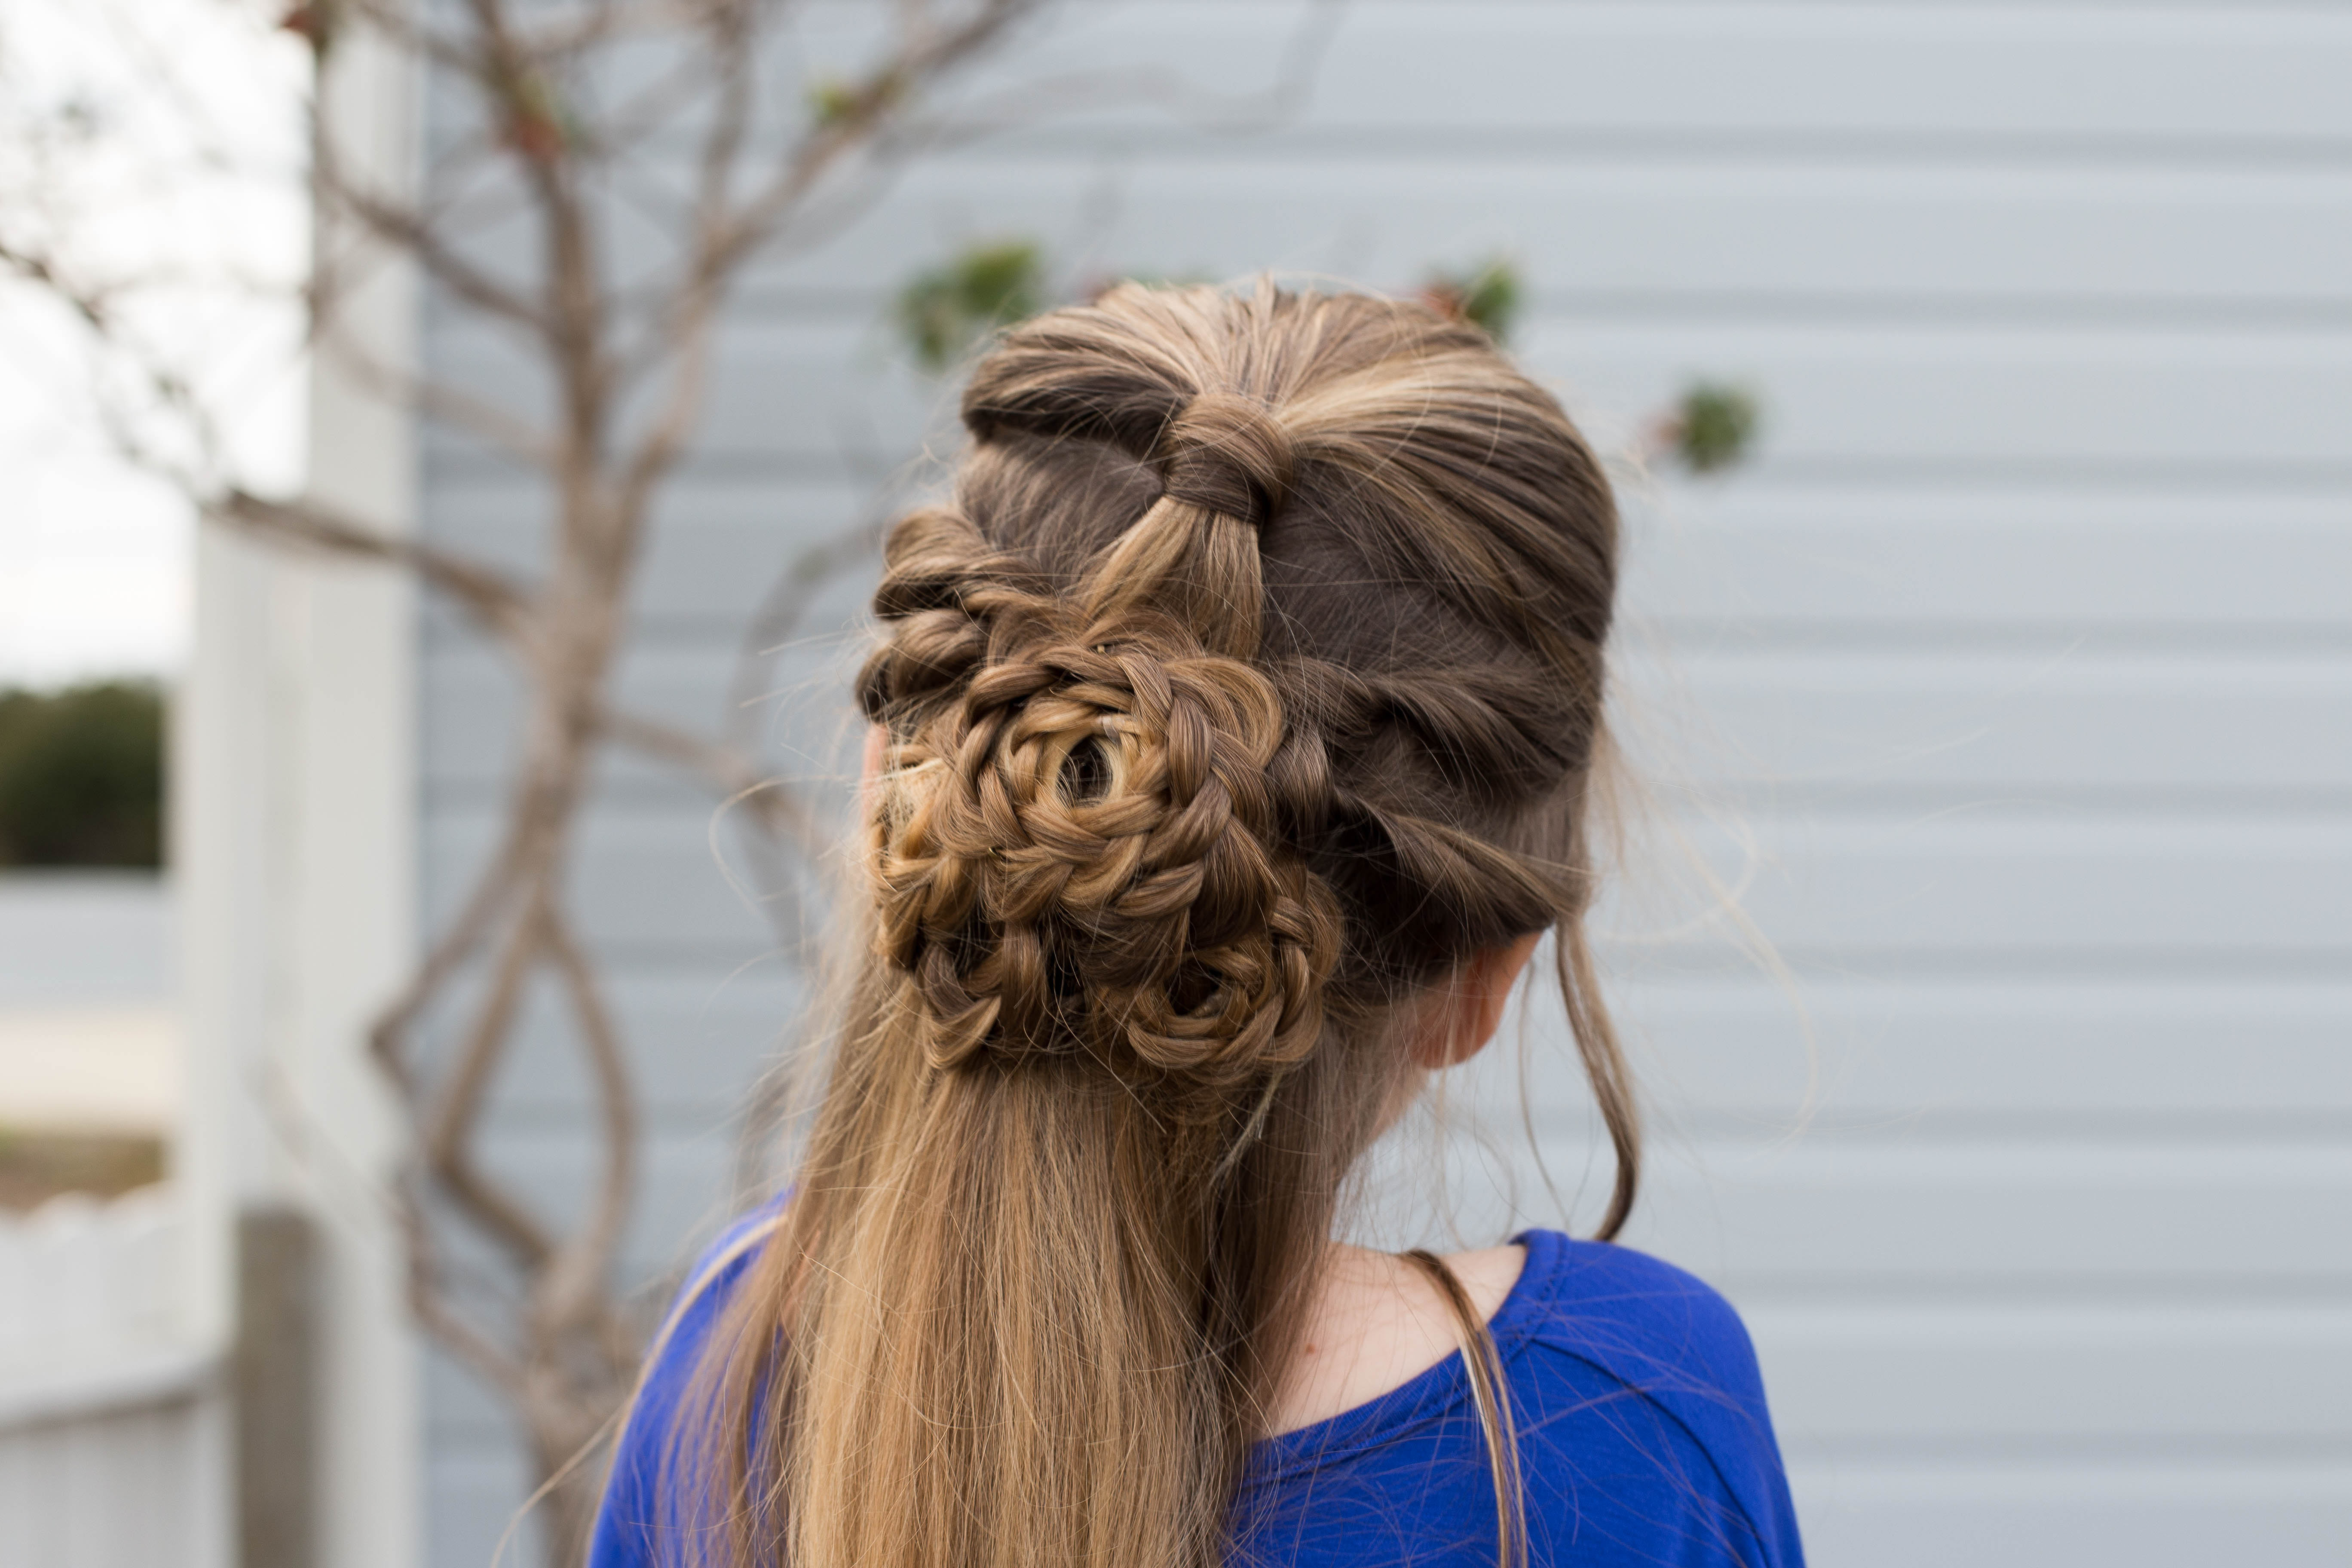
top-left (668, 280), bottom-right (1635, 1568)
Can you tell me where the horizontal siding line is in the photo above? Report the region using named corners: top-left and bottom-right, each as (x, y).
top-left (395, 940), bottom-right (2352, 983)
top-left (1633, 1110), bottom-right (2352, 1146)
top-left (405, 940), bottom-right (786, 971)
top-left (1625, 491), bottom-right (2352, 516)
top-left (418, 471), bottom-right (2352, 511)
top-left (415, 462), bottom-right (2352, 503)
top-left (1680, 456), bottom-right (2352, 490)
top-left (419, 474), bottom-right (866, 502)
top-left (416, 778), bottom-right (2352, 818)
top-left (422, 451), bottom-right (878, 486)
top-left (422, 619), bottom-right (2352, 657)
top-left (1521, 1133), bottom-right (2352, 1179)
top-left (400, 937), bottom-right (791, 974)
top-left (1779, 1434), bottom-right (2352, 1464)
top-left (1597, 948), bottom-right (2352, 983)
top-left (1626, 621), bottom-right (2352, 654)
top-left (423, 793), bottom-right (2352, 828)
top-left (420, 450), bottom-right (2352, 491)
top-left (711, 288), bottom-right (2352, 335)
top-left (395, 964), bottom-right (2349, 1001)
top-left (1656, 467), bottom-right (2352, 498)
top-left (425, 618), bottom-right (851, 649)
top-left (1531, 293), bottom-right (2352, 331)
top-left (1720, 1275), bottom-right (2352, 1310)
top-left (1080, 0), bottom-right (2352, 13)
top-left (1649, 788), bottom-right (2352, 818)
top-left (419, 784), bottom-right (826, 813)
top-left (1607, 974), bottom-right (2352, 995)
top-left (419, 785), bottom-right (2352, 832)
top-left (463, 1104), bottom-right (2352, 1149)
top-left (420, 619), bottom-right (868, 653)
top-left (463, 1108), bottom-right (2352, 1158)
top-left (418, 1427), bottom-right (526, 1453)
top-left (1043, 0), bottom-right (2352, 10)
top-left (414, 1429), bottom-right (2352, 1467)
top-left (419, 308), bottom-right (2352, 355)
top-left (615, 125), bottom-right (2352, 171)
top-left (579, 0), bottom-right (2352, 20)
top-left (420, 792), bottom-right (2352, 831)
top-left (418, 616), bottom-right (2352, 656)
top-left (416, 1428), bottom-right (2352, 1464)
top-left (475, 1106), bottom-right (753, 1140)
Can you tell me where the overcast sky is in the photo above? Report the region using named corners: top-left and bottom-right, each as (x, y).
top-left (0, 0), bottom-right (305, 687)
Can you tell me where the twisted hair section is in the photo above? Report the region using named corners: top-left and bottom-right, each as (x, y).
top-left (679, 281), bottom-right (1632, 1568)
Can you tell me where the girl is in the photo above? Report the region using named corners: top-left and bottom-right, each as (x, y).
top-left (589, 282), bottom-right (1803, 1568)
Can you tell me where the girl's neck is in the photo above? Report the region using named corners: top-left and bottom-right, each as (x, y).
top-left (1265, 1240), bottom-right (1525, 1436)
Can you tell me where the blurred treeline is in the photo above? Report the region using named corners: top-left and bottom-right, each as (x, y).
top-left (0, 682), bottom-right (165, 869)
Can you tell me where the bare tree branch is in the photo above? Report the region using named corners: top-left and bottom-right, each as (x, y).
top-left (213, 490), bottom-right (533, 640)
top-left (605, 0), bottom-right (762, 531)
top-left (599, 704), bottom-right (818, 850)
top-left (1, 235), bottom-right (539, 640)
top-left (423, 897), bottom-right (558, 1269)
top-left (334, 0), bottom-right (490, 80)
top-left (533, 903), bottom-right (638, 1344)
top-left (314, 154), bottom-right (554, 337)
top-left (402, 1211), bottom-right (532, 1400)
top-left (313, 327), bottom-right (563, 469)
top-left (919, 0), bottom-right (1344, 144)
top-left (616, 0), bottom-right (1041, 389)
top-left (2, 4), bottom-right (1323, 1559)
top-left (370, 821), bottom-right (539, 1098)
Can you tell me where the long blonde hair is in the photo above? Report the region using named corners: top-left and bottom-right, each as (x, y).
top-left (664, 281), bottom-right (1635, 1568)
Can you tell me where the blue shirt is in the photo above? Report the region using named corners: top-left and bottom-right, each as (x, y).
top-left (590, 1221), bottom-right (1804, 1568)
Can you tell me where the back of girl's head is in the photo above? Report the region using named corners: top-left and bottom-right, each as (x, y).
top-left (679, 280), bottom-right (1632, 1568)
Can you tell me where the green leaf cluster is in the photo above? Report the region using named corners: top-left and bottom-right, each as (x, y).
top-left (1672, 383), bottom-right (1761, 475)
top-left (808, 77), bottom-right (864, 128)
top-left (1421, 258), bottom-right (1521, 344)
top-left (897, 240), bottom-right (1047, 371)
top-left (0, 681), bottom-right (165, 868)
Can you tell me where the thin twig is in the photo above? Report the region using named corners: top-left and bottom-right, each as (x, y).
top-left (314, 326), bottom-right (563, 470)
top-left (214, 490), bottom-right (534, 640)
top-left (599, 704), bottom-right (817, 849)
top-left (423, 894), bottom-right (558, 1268)
top-left (534, 903), bottom-right (639, 1341)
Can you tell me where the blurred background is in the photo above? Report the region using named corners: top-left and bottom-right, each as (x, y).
top-left (1, 2), bottom-right (2347, 1566)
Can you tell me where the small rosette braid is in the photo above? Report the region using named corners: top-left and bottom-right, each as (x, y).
top-left (863, 518), bottom-right (1341, 1089)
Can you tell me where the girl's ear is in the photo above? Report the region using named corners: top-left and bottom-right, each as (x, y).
top-left (1409, 931), bottom-right (1545, 1071)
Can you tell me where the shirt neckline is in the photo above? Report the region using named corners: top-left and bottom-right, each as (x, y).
top-left (1246, 1229), bottom-right (1561, 1478)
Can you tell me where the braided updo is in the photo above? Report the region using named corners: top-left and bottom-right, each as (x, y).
top-left (856, 281), bottom-right (1624, 1129)
top-left (862, 507), bottom-right (1340, 1088)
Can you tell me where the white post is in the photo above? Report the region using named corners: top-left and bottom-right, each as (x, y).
top-left (289, 24), bottom-right (423, 1568)
top-left (177, 19), bottom-right (422, 1568)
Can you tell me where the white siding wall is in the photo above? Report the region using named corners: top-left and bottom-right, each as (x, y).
top-left (417, 4), bottom-right (2352, 1562)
